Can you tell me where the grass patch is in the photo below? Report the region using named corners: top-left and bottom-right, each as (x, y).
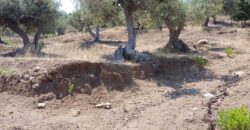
top-left (67, 81), bottom-right (75, 95)
top-left (0, 68), bottom-right (13, 76)
top-left (218, 105), bottom-right (250, 130)
top-left (5, 39), bottom-right (17, 45)
top-left (39, 41), bottom-right (45, 51)
top-left (194, 55), bottom-right (207, 67)
top-left (225, 47), bottom-right (234, 58)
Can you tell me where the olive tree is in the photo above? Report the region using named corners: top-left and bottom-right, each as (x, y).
top-left (0, 0), bottom-right (59, 53)
top-left (223, 0), bottom-right (240, 20)
top-left (147, 0), bottom-right (189, 52)
top-left (68, 10), bottom-right (85, 32)
top-left (74, 0), bottom-right (120, 43)
top-left (57, 11), bottom-right (68, 35)
top-left (232, 0), bottom-right (250, 27)
top-left (191, 0), bottom-right (223, 27)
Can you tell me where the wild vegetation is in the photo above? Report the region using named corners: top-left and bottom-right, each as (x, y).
top-left (0, 0), bottom-right (250, 129)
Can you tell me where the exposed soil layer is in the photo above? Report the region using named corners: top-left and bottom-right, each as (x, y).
top-left (0, 56), bottom-right (197, 99)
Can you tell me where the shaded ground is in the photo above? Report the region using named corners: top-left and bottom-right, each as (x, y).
top-left (0, 20), bottom-right (250, 130)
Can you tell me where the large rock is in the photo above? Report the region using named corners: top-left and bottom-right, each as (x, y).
top-left (196, 39), bottom-right (209, 45)
top-left (37, 103), bottom-right (46, 109)
top-left (193, 39), bottom-right (209, 52)
top-left (113, 45), bottom-right (151, 63)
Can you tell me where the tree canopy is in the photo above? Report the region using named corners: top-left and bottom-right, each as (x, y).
top-left (0, 0), bottom-right (59, 52)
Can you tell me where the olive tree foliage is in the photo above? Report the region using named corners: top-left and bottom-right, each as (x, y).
top-left (190, 0), bottom-right (223, 27)
top-left (68, 10), bottom-right (85, 32)
top-left (71, 0), bottom-right (121, 43)
top-left (232, 0), bottom-right (250, 26)
top-left (56, 11), bottom-right (68, 35)
top-left (146, 0), bottom-right (189, 52)
top-left (0, 0), bottom-right (59, 53)
top-left (223, 0), bottom-right (240, 19)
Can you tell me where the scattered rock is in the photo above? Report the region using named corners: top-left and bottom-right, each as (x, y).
top-left (197, 39), bottom-right (209, 45)
top-left (193, 39), bottom-right (209, 52)
top-left (37, 93), bottom-right (55, 103)
top-left (203, 93), bottom-right (215, 99)
top-left (104, 103), bottom-right (112, 109)
top-left (95, 103), bottom-right (112, 109)
top-left (29, 76), bottom-right (35, 81)
top-left (23, 74), bottom-right (30, 80)
top-left (70, 109), bottom-right (81, 117)
top-left (34, 67), bottom-right (41, 72)
top-left (32, 83), bottom-right (40, 89)
top-left (37, 103), bottom-right (46, 109)
top-left (232, 71), bottom-right (245, 78)
top-left (192, 107), bottom-right (199, 111)
top-left (20, 79), bottom-right (27, 84)
top-left (96, 103), bottom-right (105, 108)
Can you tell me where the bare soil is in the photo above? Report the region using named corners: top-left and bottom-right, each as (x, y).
top-left (0, 21), bottom-right (250, 130)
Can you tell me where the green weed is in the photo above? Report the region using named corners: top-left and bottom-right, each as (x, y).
top-left (194, 55), bottom-right (207, 67)
top-left (38, 41), bottom-right (45, 51)
top-left (225, 47), bottom-right (234, 58)
top-left (0, 68), bottom-right (13, 76)
top-left (218, 105), bottom-right (250, 130)
top-left (67, 81), bottom-right (75, 95)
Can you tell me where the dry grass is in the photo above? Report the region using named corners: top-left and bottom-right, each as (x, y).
top-left (1, 18), bottom-right (249, 62)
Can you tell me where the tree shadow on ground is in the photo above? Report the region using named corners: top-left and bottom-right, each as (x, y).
top-left (79, 40), bottom-right (127, 49)
top-left (0, 48), bottom-right (65, 58)
top-left (203, 26), bottom-right (222, 32)
top-left (215, 21), bottom-right (237, 27)
top-left (103, 51), bottom-right (217, 99)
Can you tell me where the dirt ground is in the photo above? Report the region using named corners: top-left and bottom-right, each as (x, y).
top-left (0, 20), bottom-right (250, 130)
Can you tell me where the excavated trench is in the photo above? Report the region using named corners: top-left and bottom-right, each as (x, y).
top-left (0, 56), bottom-right (197, 99)
top-left (205, 74), bottom-right (242, 130)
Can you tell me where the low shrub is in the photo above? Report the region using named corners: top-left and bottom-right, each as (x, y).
top-left (218, 105), bottom-right (250, 130)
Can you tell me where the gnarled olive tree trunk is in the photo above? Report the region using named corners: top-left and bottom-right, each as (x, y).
top-left (165, 26), bottom-right (189, 52)
top-left (202, 17), bottom-right (209, 27)
top-left (7, 22), bottom-right (31, 51)
top-left (32, 28), bottom-right (43, 53)
top-left (212, 16), bottom-right (217, 24)
top-left (0, 36), bottom-right (5, 44)
top-left (87, 25), bottom-right (100, 43)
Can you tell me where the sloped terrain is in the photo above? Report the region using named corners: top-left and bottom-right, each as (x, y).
top-left (0, 23), bottom-right (249, 130)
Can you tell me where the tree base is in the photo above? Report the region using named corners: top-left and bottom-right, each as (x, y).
top-left (0, 39), bottom-right (6, 45)
top-left (165, 39), bottom-right (189, 53)
top-left (113, 45), bottom-right (151, 62)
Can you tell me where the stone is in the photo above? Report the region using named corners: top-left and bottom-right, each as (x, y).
top-left (197, 39), bottom-right (209, 45)
top-left (203, 93), bottom-right (215, 99)
top-left (32, 83), bottom-right (40, 89)
top-left (29, 76), bottom-right (35, 81)
top-left (71, 109), bottom-right (81, 117)
top-left (23, 74), bottom-right (30, 80)
top-left (37, 103), bottom-right (46, 109)
top-left (37, 93), bottom-right (54, 103)
top-left (95, 103), bottom-right (112, 109)
top-left (95, 103), bottom-right (105, 108)
top-left (104, 103), bottom-right (112, 109)
top-left (232, 71), bottom-right (245, 78)
top-left (34, 67), bottom-right (41, 72)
